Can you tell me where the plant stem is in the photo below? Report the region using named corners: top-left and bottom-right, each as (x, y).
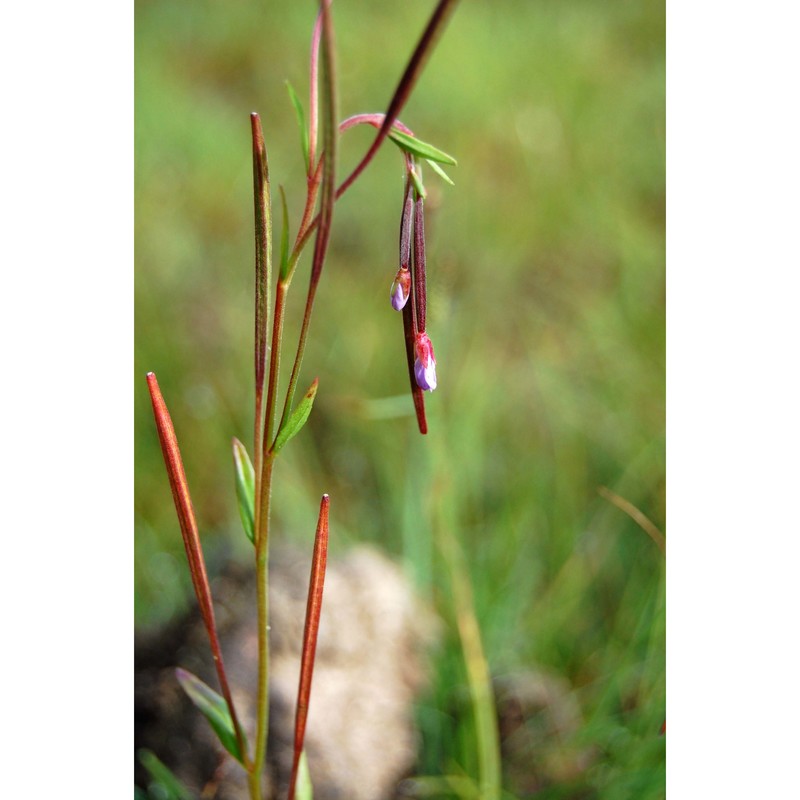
top-left (277, 0), bottom-right (338, 436)
top-left (250, 455), bottom-right (274, 800)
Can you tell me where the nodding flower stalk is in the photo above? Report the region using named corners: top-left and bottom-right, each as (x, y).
top-left (402, 166), bottom-right (438, 394)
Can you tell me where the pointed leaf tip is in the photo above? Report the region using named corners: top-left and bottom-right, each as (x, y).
top-left (176, 668), bottom-right (246, 764)
top-left (388, 129), bottom-right (457, 166)
top-left (272, 378), bottom-right (319, 454)
top-left (232, 438), bottom-right (256, 544)
top-left (287, 81), bottom-right (311, 173)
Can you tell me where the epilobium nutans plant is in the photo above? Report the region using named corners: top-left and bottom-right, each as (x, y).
top-left (144, 2), bottom-right (460, 798)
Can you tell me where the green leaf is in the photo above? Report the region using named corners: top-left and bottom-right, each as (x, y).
top-left (296, 750), bottom-right (314, 800)
top-left (232, 438), bottom-right (255, 544)
top-left (388, 129), bottom-right (457, 166)
top-left (425, 157), bottom-right (455, 186)
top-left (287, 81), bottom-right (310, 173)
top-left (409, 168), bottom-right (427, 200)
top-left (278, 185), bottom-right (290, 282)
top-left (175, 668), bottom-right (246, 764)
top-left (273, 378), bottom-right (319, 454)
top-left (137, 749), bottom-right (195, 800)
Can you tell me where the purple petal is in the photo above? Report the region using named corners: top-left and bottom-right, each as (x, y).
top-left (414, 357), bottom-right (437, 392)
top-left (391, 281), bottom-right (409, 311)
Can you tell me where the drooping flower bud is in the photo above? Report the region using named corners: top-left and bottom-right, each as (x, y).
top-left (390, 267), bottom-right (411, 311)
top-left (414, 331), bottom-right (437, 392)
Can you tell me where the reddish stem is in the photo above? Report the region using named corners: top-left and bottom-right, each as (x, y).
top-left (287, 495), bottom-right (331, 800)
top-left (399, 178), bottom-right (414, 270)
top-left (402, 301), bottom-right (428, 434)
top-left (308, 10), bottom-right (323, 173)
top-left (413, 189), bottom-right (427, 332)
top-left (339, 113), bottom-right (414, 137)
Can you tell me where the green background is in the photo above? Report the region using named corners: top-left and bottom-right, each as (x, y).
top-left (136, 0), bottom-right (665, 796)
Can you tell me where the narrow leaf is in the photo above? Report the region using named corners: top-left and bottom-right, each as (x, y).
top-left (426, 157), bottom-right (455, 185)
top-left (232, 438), bottom-right (255, 544)
top-left (138, 749), bottom-right (195, 800)
top-left (287, 81), bottom-right (310, 173)
top-left (295, 750), bottom-right (314, 800)
top-left (409, 168), bottom-right (427, 200)
top-left (388, 129), bottom-right (457, 165)
top-left (146, 372), bottom-right (247, 762)
top-left (272, 378), bottom-right (319, 455)
top-left (287, 495), bottom-right (330, 800)
top-left (251, 113), bottom-right (273, 465)
top-left (175, 668), bottom-right (246, 765)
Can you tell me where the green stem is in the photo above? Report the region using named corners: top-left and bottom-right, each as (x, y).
top-left (251, 456), bottom-right (274, 799)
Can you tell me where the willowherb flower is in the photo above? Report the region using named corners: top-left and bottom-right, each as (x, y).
top-left (414, 331), bottom-right (437, 391)
top-left (390, 267), bottom-right (411, 310)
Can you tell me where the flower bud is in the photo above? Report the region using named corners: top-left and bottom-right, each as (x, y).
top-left (414, 331), bottom-right (437, 392)
top-left (390, 267), bottom-right (411, 311)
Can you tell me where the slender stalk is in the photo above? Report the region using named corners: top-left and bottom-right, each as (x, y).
top-left (413, 186), bottom-right (427, 332)
top-left (277, 0), bottom-right (338, 436)
top-left (308, 10), bottom-right (322, 173)
top-left (250, 455), bottom-right (274, 800)
top-left (146, 372), bottom-right (250, 769)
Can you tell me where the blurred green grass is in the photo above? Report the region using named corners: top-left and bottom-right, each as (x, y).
top-left (135, 0), bottom-right (664, 797)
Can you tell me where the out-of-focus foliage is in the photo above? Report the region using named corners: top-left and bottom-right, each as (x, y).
top-left (136, 0), bottom-right (664, 797)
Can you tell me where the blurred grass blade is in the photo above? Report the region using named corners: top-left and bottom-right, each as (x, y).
top-left (597, 485), bottom-right (666, 553)
top-left (175, 668), bottom-right (246, 765)
top-left (272, 378), bottom-right (319, 454)
top-left (138, 749), bottom-right (195, 800)
top-left (401, 775), bottom-right (480, 799)
top-left (287, 80), bottom-right (311, 173)
top-left (425, 157), bottom-right (454, 185)
top-left (388, 129), bottom-right (457, 165)
top-left (287, 495), bottom-right (330, 800)
top-left (295, 750), bottom-right (314, 800)
top-left (232, 438), bottom-right (255, 544)
top-left (438, 523), bottom-right (501, 800)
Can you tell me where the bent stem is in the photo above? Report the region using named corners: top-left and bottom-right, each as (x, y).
top-left (284, 0), bottom-right (460, 278)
